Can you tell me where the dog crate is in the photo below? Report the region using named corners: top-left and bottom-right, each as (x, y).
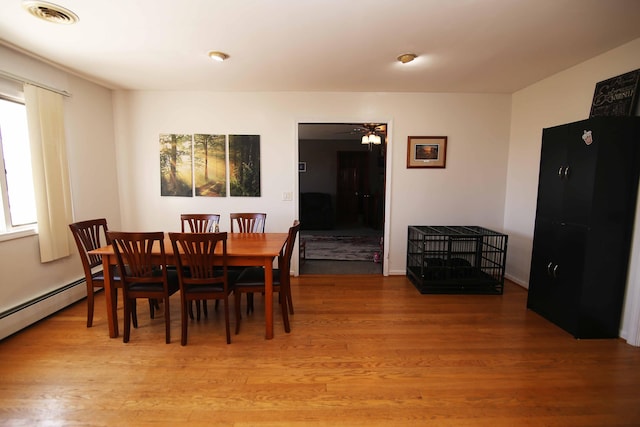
top-left (406, 226), bottom-right (508, 294)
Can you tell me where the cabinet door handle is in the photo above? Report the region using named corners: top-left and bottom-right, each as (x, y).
top-left (557, 166), bottom-right (570, 179)
top-left (552, 264), bottom-right (559, 278)
top-left (547, 262), bottom-right (553, 276)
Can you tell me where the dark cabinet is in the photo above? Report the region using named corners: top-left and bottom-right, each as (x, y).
top-left (527, 117), bottom-right (640, 338)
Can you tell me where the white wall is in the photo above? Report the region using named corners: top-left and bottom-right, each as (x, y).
top-left (504, 38), bottom-right (640, 341)
top-left (0, 46), bottom-right (120, 330)
top-left (112, 91), bottom-right (512, 275)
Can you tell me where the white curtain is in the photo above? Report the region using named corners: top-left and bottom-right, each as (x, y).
top-left (24, 84), bottom-right (72, 263)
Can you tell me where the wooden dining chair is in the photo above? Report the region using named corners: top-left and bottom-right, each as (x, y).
top-left (69, 218), bottom-right (121, 328)
top-left (169, 231), bottom-right (236, 345)
top-left (233, 220), bottom-right (301, 335)
top-left (107, 231), bottom-right (179, 344)
top-left (180, 213), bottom-right (221, 320)
top-left (230, 212), bottom-right (266, 233)
top-left (181, 213), bottom-right (220, 233)
top-left (229, 212), bottom-right (267, 313)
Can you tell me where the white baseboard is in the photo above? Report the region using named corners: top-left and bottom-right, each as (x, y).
top-left (505, 273), bottom-right (528, 289)
top-left (0, 282), bottom-right (86, 340)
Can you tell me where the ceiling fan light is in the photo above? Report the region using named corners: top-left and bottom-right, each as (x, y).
top-left (397, 53), bottom-right (417, 64)
top-left (208, 51), bottom-right (229, 62)
top-left (361, 135), bottom-right (369, 144)
top-left (372, 135), bottom-right (382, 144)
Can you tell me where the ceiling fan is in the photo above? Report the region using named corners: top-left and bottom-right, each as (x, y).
top-left (337, 123), bottom-right (386, 146)
top-left (356, 123), bottom-right (386, 147)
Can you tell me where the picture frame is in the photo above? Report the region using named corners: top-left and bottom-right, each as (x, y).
top-left (407, 136), bottom-right (447, 168)
top-left (298, 162), bottom-right (307, 172)
top-left (589, 68), bottom-right (640, 117)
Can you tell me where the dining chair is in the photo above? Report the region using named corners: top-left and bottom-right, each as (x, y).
top-left (69, 219), bottom-right (159, 329)
top-left (229, 212), bottom-right (267, 313)
top-left (69, 218), bottom-right (120, 328)
top-left (230, 212), bottom-right (266, 233)
top-left (233, 220), bottom-right (301, 335)
top-left (169, 231), bottom-right (236, 345)
top-left (107, 231), bottom-right (179, 344)
top-left (181, 213), bottom-right (220, 233)
top-left (180, 213), bottom-right (221, 320)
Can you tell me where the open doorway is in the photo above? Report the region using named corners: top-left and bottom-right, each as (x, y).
top-left (298, 123), bottom-right (386, 274)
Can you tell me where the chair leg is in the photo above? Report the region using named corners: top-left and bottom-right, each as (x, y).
top-left (280, 291), bottom-right (290, 333)
top-left (223, 296), bottom-right (231, 344)
top-left (284, 280), bottom-right (294, 315)
top-left (131, 298), bottom-right (138, 329)
top-left (123, 298), bottom-right (132, 343)
top-left (203, 300), bottom-right (208, 318)
top-left (86, 283), bottom-right (95, 328)
top-left (149, 299), bottom-right (155, 319)
top-left (287, 293), bottom-right (294, 315)
top-left (112, 287), bottom-right (124, 328)
top-left (234, 292), bottom-right (242, 335)
top-left (196, 300), bottom-right (202, 321)
top-left (164, 296), bottom-right (171, 344)
top-left (188, 301), bottom-right (195, 320)
top-left (181, 297), bottom-right (188, 346)
top-left (247, 293), bottom-right (254, 314)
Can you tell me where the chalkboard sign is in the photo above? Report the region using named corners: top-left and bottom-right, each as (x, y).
top-left (589, 69), bottom-right (640, 117)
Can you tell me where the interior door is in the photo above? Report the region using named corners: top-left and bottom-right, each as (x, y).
top-left (336, 151), bottom-right (370, 225)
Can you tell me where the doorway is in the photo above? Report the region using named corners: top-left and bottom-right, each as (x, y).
top-left (298, 123), bottom-right (386, 275)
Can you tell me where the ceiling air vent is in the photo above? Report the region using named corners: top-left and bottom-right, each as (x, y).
top-left (22, 1), bottom-right (79, 25)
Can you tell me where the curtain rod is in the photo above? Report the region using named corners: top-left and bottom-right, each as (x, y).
top-left (0, 70), bottom-right (71, 98)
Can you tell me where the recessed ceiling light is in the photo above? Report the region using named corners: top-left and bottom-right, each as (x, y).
top-left (22, 1), bottom-right (79, 25)
top-left (397, 53), bottom-right (417, 64)
top-left (208, 51), bottom-right (229, 62)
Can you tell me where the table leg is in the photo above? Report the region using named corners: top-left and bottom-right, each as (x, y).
top-left (264, 258), bottom-right (274, 339)
top-left (103, 255), bottom-right (118, 338)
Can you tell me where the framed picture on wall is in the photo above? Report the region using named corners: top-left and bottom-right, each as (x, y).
top-left (407, 136), bottom-right (447, 168)
top-left (589, 68), bottom-right (640, 117)
top-left (159, 133), bottom-right (193, 196)
top-left (229, 134), bottom-right (261, 197)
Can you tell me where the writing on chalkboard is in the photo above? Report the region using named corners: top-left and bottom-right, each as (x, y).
top-left (590, 69), bottom-right (640, 117)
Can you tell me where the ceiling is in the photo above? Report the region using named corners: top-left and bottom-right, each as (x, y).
top-left (1, 0), bottom-right (640, 94)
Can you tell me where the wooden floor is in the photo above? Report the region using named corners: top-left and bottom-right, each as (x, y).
top-left (1, 276), bottom-right (639, 426)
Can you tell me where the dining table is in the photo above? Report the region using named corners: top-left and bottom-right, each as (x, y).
top-left (88, 232), bottom-right (289, 340)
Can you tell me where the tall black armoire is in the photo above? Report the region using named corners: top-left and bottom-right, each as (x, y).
top-left (527, 117), bottom-right (640, 338)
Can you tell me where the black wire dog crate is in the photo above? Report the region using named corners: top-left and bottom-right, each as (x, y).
top-left (407, 226), bottom-right (508, 294)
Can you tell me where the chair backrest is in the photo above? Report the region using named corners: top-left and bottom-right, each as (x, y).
top-left (280, 220), bottom-right (301, 272)
top-left (69, 218), bottom-right (110, 274)
top-left (169, 232), bottom-right (229, 288)
top-left (181, 214), bottom-right (220, 233)
top-left (107, 231), bottom-right (169, 287)
top-left (230, 213), bottom-right (266, 233)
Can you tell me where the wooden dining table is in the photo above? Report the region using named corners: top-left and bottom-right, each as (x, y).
top-left (88, 232), bottom-right (289, 340)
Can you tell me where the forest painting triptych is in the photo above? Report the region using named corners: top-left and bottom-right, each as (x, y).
top-left (160, 134), bottom-right (260, 197)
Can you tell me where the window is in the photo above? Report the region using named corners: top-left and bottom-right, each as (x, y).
top-left (0, 97), bottom-right (37, 234)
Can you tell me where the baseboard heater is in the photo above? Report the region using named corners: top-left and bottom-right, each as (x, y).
top-left (0, 279), bottom-right (86, 340)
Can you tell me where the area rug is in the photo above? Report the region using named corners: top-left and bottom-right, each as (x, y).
top-left (302, 235), bottom-right (382, 262)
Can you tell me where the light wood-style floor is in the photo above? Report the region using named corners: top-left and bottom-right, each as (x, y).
top-left (1, 276), bottom-right (639, 426)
